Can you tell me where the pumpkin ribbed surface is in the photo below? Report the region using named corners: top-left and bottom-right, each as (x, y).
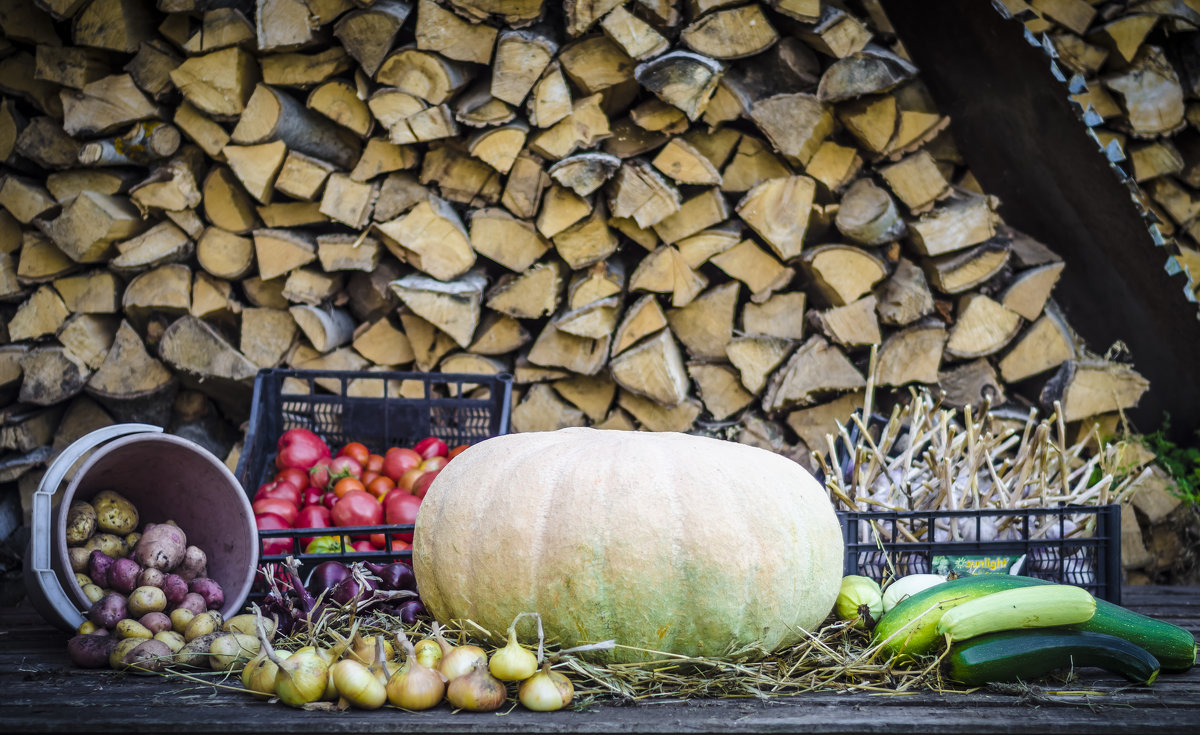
top-left (412, 427), bottom-right (843, 662)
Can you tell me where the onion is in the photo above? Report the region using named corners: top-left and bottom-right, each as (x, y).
top-left (435, 623), bottom-right (488, 681)
top-left (255, 614), bottom-right (327, 708)
top-left (331, 658), bottom-right (386, 710)
top-left (518, 662), bottom-right (574, 711)
top-left (386, 629), bottom-right (447, 711)
top-left (351, 634), bottom-right (394, 665)
top-left (398, 599), bottom-right (425, 624)
top-left (445, 660), bottom-right (507, 712)
top-left (489, 628), bottom-right (537, 682)
top-left (414, 638), bottom-right (442, 669)
top-left (364, 562), bottom-right (416, 591)
top-left (307, 561), bottom-right (351, 595)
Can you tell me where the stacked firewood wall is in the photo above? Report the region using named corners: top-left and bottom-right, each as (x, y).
top-left (0, 0), bottom-right (1155, 491)
top-left (1007, 0), bottom-right (1200, 308)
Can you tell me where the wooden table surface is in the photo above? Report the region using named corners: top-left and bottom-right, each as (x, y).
top-left (1, 586), bottom-right (1196, 735)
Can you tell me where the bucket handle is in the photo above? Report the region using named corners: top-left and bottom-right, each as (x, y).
top-left (31, 424), bottom-right (163, 630)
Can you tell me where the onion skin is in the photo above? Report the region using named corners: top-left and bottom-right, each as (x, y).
top-left (331, 660), bottom-right (387, 710)
top-left (518, 663), bottom-right (574, 711)
top-left (489, 630), bottom-right (538, 681)
top-left (414, 639), bottom-right (442, 669)
top-left (445, 661), bottom-right (507, 712)
top-left (439, 644), bottom-right (488, 681)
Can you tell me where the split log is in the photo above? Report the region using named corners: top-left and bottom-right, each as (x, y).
top-left (233, 84), bottom-right (362, 169)
top-left (469, 208), bottom-right (550, 272)
top-left (938, 358), bottom-right (1006, 409)
top-left (19, 346), bottom-right (91, 406)
top-left (553, 295), bottom-right (620, 339)
top-left (526, 321), bottom-right (610, 376)
top-left (158, 314), bottom-right (257, 419)
top-left (749, 92), bottom-right (833, 165)
top-left (1040, 359), bottom-right (1151, 422)
top-left (726, 335), bottom-right (793, 394)
top-left (609, 328), bottom-right (689, 405)
top-left (735, 175), bottom-right (816, 260)
top-left (51, 270), bottom-right (121, 314)
top-left (709, 238), bottom-right (794, 303)
top-left (681, 4), bottom-right (779, 60)
top-left (1000, 261), bottom-right (1065, 321)
top-left (944, 293), bottom-right (1023, 360)
top-left (800, 244), bottom-right (888, 307)
top-left (169, 47), bottom-right (258, 119)
top-left (86, 320), bottom-right (177, 424)
top-left (333, 0), bottom-right (413, 77)
top-left (812, 295), bottom-right (881, 348)
top-left (997, 307), bottom-right (1077, 383)
top-left (664, 280), bottom-right (739, 360)
top-left (389, 271), bottom-right (486, 348)
top-left (512, 383), bottom-right (588, 433)
top-left (376, 196), bottom-right (475, 280)
top-left (785, 390), bottom-right (865, 453)
top-left (253, 228), bottom-right (316, 281)
top-left (600, 5), bottom-right (669, 60)
top-left (400, 310), bottom-right (458, 372)
top-left (874, 323), bottom-right (948, 388)
top-left (617, 390), bottom-right (703, 433)
top-left (468, 312), bottom-right (530, 356)
top-left (762, 335), bottom-right (866, 412)
top-left (675, 222), bottom-right (739, 267)
top-left (39, 191), bottom-right (146, 263)
top-left (548, 152), bottom-right (620, 196)
top-left (817, 44), bottom-right (917, 103)
top-left (836, 178), bottom-right (906, 246)
top-left (879, 150), bottom-right (950, 212)
top-left (486, 260), bottom-right (563, 319)
top-left (799, 6), bottom-right (873, 58)
top-left (202, 166), bottom-right (259, 233)
top-left (720, 134), bottom-right (791, 193)
top-left (550, 373), bottom-right (616, 423)
top-left (552, 204), bottom-right (619, 269)
top-left (223, 140), bottom-right (287, 203)
top-left (289, 304), bottom-right (355, 352)
top-left (629, 245), bottom-right (707, 307)
top-left (634, 51), bottom-right (724, 121)
top-left (612, 294), bottom-right (668, 357)
top-left (653, 187), bottom-right (730, 244)
top-left (743, 291), bottom-right (806, 340)
top-left (688, 362), bottom-right (754, 420)
top-left (874, 257), bottom-right (934, 326)
top-left (923, 239), bottom-right (1011, 294)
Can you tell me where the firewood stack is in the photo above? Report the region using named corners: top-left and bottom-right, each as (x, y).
top-left (1006, 0), bottom-right (1200, 309)
top-left (0, 0), bottom-right (1157, 485)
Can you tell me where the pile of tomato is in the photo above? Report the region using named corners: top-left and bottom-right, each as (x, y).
top-left (252, 427), bottom-right (467, 556)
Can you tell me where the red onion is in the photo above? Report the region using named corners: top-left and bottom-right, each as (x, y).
top-left (398, 600), bottom-right (426, 625)
top-left (307, 561), bottom-right (351, 594)
top-left (364, 562), bottom-right (416, 592)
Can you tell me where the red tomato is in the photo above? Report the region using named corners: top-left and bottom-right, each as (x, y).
top-left (329, 455), bottom-right (363, 481)
top-left (294, 504), bottom-right (332, 546)
top-left (256, 512), bottom-right (293, 555)
top-left (382, 448), bottom-right (421, 482)
top-left (365, 453), bottom-right (385, 473)
top-left (366, 475), bottom-right (395, 500)
top-left (419, 456), bottom-right (447, 473)
top-left (333, 476), bottom-right (366, 498)
top-left (368, 532), bottom-right (413, 551)
top-left (332, 489), bottom-right (384, 527)
top-left (253, 497), bottom-right (298, 525)
top-left (275, 428), bottom-right (330, 471)
top-left (384, 492), bottom-right (421, 542)
top-left (411, 469), bottom-right (440, 499)
top-left (398, 467), bottom-right (424, 492)
top-left (337, 442), bottom-right (370, 466)
top-left (309, 457), bottom-right (333, 492)
top-left (276, 467), bottom-right (309, 491)
top-left (255, 480), bottom-right (301, 506)
top-left (322, 491), bottom-right (339, 510)
top-left (447, 444), bottom-right (469, 460)
top-left (413, 436), bottom-right (448, 460)
top-left (361, 470), bottom-right (380, 486)
top-left (352, 540), bottom-right (377, 553)
top-left (301, 484), bottom-right (323, 507)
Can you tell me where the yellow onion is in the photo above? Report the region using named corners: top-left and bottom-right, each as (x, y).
top-left (387, 630), bottom-right (447, 710)
top-left (489, 628), bottom-right (538, 682)
top-left (834, 575), bottom-right (884, 629)
top-left (257, 618), bottom-right (327, 708)
top-left (331, 659), bottom-right (387, 710)
top-left (434, 624), bottom-right (488, 681)
top-left (518, 662), bottom-right (574, 711)
top-left (445, 660), bottom-right (507, 712)
top-left (317, 621), bottom-right (360, 701)
top-left (414, 638), bottom-right (442, 669)
top-left (351, 634), bottom-right (394, 665)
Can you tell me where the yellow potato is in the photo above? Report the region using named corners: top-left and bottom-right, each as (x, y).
top-left (92, 490), bottom-right (139, 535)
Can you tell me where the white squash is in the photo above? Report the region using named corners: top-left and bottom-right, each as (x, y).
top-left (413, 427), bottom-right (844, 662)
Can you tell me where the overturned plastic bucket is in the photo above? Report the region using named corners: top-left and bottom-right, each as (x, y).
top-left (24, 424), bottom-right (259, 631)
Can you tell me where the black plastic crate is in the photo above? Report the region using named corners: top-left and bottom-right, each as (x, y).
top-left (838, 505), bottom-right (1122, 604)
top-left (234, 368), bottom-right (513, 580)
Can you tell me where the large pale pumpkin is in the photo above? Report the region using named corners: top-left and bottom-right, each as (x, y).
top-left (413, 427), bottom-right (844, 661)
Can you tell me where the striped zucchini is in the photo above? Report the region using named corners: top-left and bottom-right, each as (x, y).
top-left (946, 629), bottom-right (1160, 686)
top-left (1068, 598), bottom-right (1197, 673)
top-left (872, 574), bottom-right (1050, 659)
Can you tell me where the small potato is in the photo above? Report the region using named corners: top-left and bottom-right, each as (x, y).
top-left (81, 584), bottom-right (104, 603)
top-left (188, 577), bottom-right (224, 610)
top-left (115, 619), bottom-right (154, 640)
top-left (175, 546), bottom-right (207, 583)
top-left (223, 614), bottom-right (275, 639)
top-left (83, 533), bottom-right (128, 559)
top-left (109, 637), bottom-right (143, 670)
top-left (176, 592), bottom-right (207, 616)
top-left (208, 633), bottom-right (260, 671)
top-left (108, 558), bottom-right (141, 595)
top-left (127, 586), bottom-right (167, 617)
top-left (136, 568), bottom-right (165, 589)
top-left (92, 490), bottom-right (139, 535)
top-left (88, 593), bottom-right (127, 629)
top-left (123, 639), bottom-right (174, 673)
top-left (75, 573), bottom-right (93, 588)
top-left (162, 574), bottom-right (188, 607)
top-left (184, 610), bottom-right (223, 642)
top-left (170, 608), bottom-right (195, 634)
top-left (65, 502), bottom-right (97, 546)
top-left (133, 523), bottom-right (187, 572)
top-left (68, 634), bottom-right (117, 669)
top-left (125, 531), bottom-right (141, 549)
top-left (175, 632), bottom-right (221, 669)
top-left (155, 630), bottom-right (186, 653)
top-left (139, 612), bottom-right (172, 635)
top-left (88, 551), bottom-right (114, 589)
top-left (78, 621), bottom-right (99, 635)
top-left (68, 547), bottom-right (91, 574)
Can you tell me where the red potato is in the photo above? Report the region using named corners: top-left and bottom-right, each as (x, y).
top-left (189, 578), bottom-right (224, 610)
top-left (176, 592), bottom-right (207, 616)
top-left (123, 639), bottom-right (174, 673)
top-left (108, 557), bottom-right (141, 595)
top-left (88, 593), bottom-right (127, 629)
top-left (137, 567), bottom-right (165, 589)
top-left (67, 634), bottom-right (117, 669)
top-left (88, 550), bottom-right (115, 589)
top-left (174, 545), bottom-right (207, 582)
top-left (139, 612), bottom-right (172, 634)
top-left (162, 574), bottom-right (189, 607)
top-left (133, 523), bottom-right (188, 571)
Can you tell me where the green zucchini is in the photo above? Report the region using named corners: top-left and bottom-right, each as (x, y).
top-left (1067, 598), bottom-right (1197, 673)
top-left (872, 574), bottom-right (1050, 659)
top-left (946, 629), bottom-right (1160, 686)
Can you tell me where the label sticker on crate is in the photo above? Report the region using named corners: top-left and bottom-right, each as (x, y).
top-left (933, 554), bottom-right (1026, 577)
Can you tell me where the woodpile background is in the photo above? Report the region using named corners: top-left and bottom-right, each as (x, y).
top-left (1009, 0), bottom-right (1200, 310)
top-left (0, 0), bottom-right (1174, 523)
